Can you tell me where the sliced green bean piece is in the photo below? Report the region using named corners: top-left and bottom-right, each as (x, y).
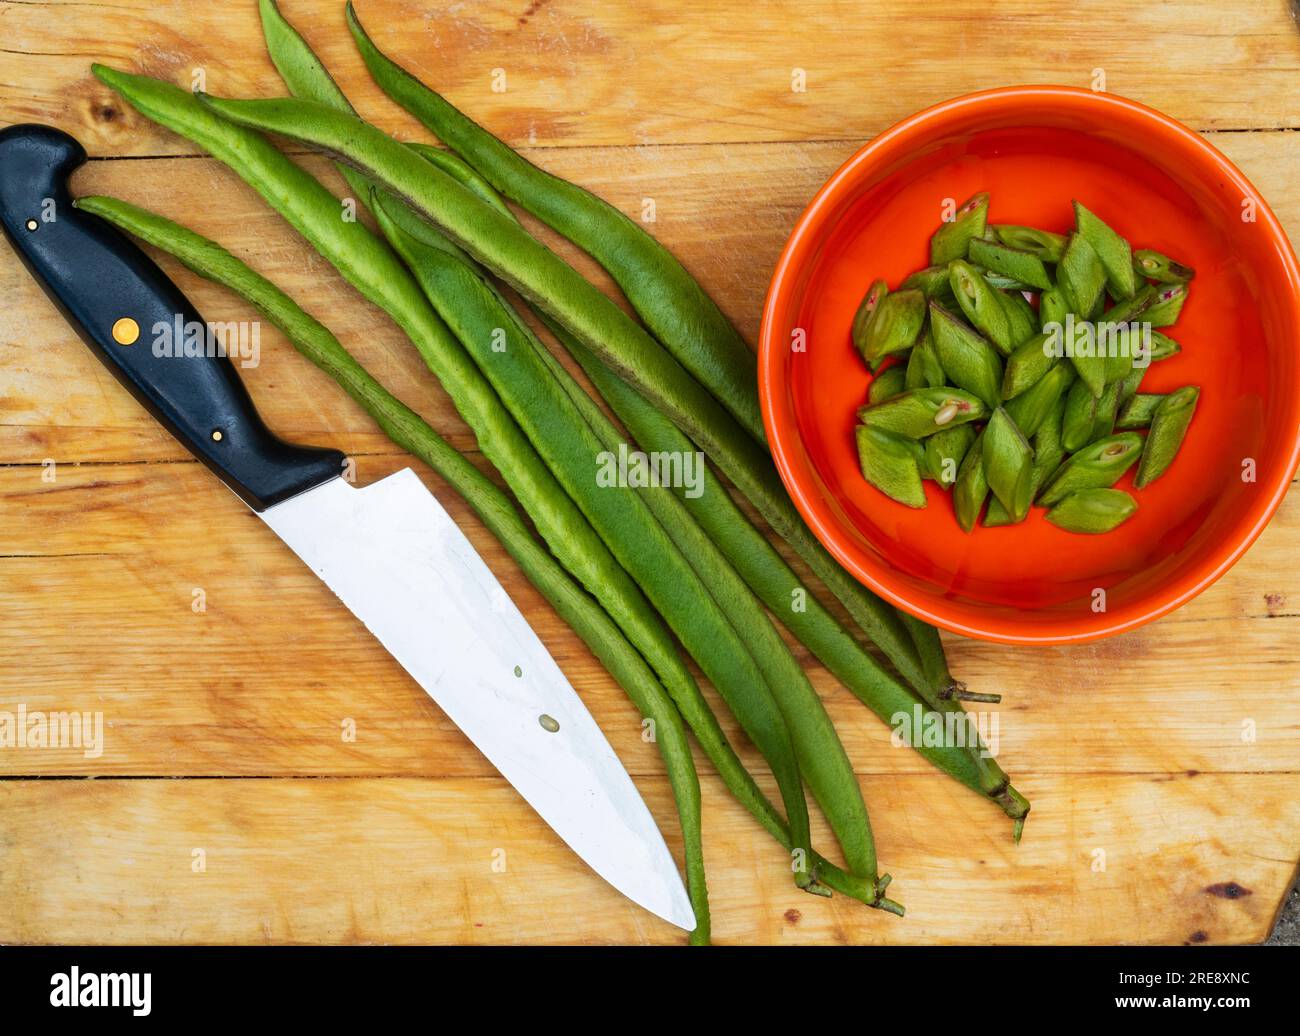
top-left (993, 224), bottom-right (1067, 262)
top-left (982, 496), bottom-right (1015, 527)
top-left (1039, 432), bottom-right (1144, 507)
top-left (1141, 283), bottom-right (1188, 328)
top-left (953, 431), bottom-right (989, 533)
top-left (76, 191), bottom-right (716, 943)
top-left (923, 424), bottom-right (976, 486)
top-left (1149, 330), bottom-right (1182, 362)
top-left (1046, 488), bottom-right (1137, 533)
top-left (1089, 381), bottom-right (1122, 441)
top-left (983, 408), bottom-right (1034, 520)
top-left (930, 192), bottom-right (989, 265)
top-left (857, 426), bottom-right (927, 508)
top-left (949, 259), bottom-right (1014, 353)
top-left (1005, 362), bottom-right (1073, 439)
top-left (969, 238), bottom-right (1052, 291)
top-left (1039, 285), bottom-right (1068, 332)
top-left (1103, 283), bottom-right (1156, 325)
top-left (1135, 385), bottom-right (1199, 488)
top-left (857, 387), bottom-right (988, 439)
top-left (1118, 352), bottom-right (1148, 406)
top-left (929, 302), bottom-right (1003, 407)
top-left (1117, 392), bottom-right (1166, 430)
top-left (190, 87), bottom-right (934, 703)
top-left (1003, 332), bottom-right (1056, 399)
top-left (855, 288), bottom-right (925, 366)
top-left (1058, 232), bottom-right (1107, 319)
top-left (851, 279), bottom-right (888, 357)
top-left (979, 269), bottom-right (1031, 292)
top-left (868, 365), bottom-right (907, 405)
top-left (342, 2), bottom-right (766, 444)
top-left (1073, 201), bottom-right (1136, 300)
top-left (1134, 248), bottom-right (1195, 284)
top-left (905, 323), bottom-right (945, 389)
top-left (998, 288), bottom-right (1040, 349)
top-left (1030, 396), bottom-right (1068, 498)
top-left (901, 265), bottom-right (956, 301)
top-left (1065, 315), bottom-right (1108, 398)
top-left (1061, 377), bottom-right (1100, 453)
top-left (1099, 285), bottom-right (1155, 385)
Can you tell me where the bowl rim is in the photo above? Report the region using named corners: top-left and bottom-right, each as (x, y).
top-left (759, 84), bottom-right (1300, 645)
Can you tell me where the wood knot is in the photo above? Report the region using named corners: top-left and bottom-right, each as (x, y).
top-left (1205, 881), bottom-right (1252, 900)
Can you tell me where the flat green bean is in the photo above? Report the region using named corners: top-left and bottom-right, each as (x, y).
top-left (94, 65), bottom-right (766, 920)
top-left (375, 189), bottom-right (859, 895)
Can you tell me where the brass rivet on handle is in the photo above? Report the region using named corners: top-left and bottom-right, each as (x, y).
top-left (111, 317), bottom-right (140, 346)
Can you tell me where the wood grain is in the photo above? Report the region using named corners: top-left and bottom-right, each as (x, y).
top-left (1, 0), bottom-right (1299, 945)
top-left (0, 773), bottom-right (1291, 945)
top-left (4, 0), bottom-right (1300, 157)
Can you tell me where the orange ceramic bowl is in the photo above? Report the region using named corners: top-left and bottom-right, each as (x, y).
top-left (760, 86), bottom-right (1300, 645)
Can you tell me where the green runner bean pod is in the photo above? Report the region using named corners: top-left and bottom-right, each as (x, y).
top-left (76, 191), bottom-right (716, 943)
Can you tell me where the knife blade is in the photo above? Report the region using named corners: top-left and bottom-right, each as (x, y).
top-left (0, 123), bottom-right (694, 932)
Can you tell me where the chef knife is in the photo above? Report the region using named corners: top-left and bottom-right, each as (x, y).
top-left (0, 123), bottom-right (694, 932)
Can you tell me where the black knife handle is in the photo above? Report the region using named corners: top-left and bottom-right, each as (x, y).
top-left (0, 124), bottom-right (344, 511)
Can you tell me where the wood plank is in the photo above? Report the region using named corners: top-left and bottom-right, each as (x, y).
top-left (3, 0), bottom-right (1300, 157)
top-left (4, 133), bottom-right (1300, 463)
top-left (0, 453), bottom-right (1296, 778)
top-left (0, 772), bottom-right (1291, 945)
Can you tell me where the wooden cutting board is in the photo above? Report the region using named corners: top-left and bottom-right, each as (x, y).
top-left (1, 0), bottom-right (1297, 945)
